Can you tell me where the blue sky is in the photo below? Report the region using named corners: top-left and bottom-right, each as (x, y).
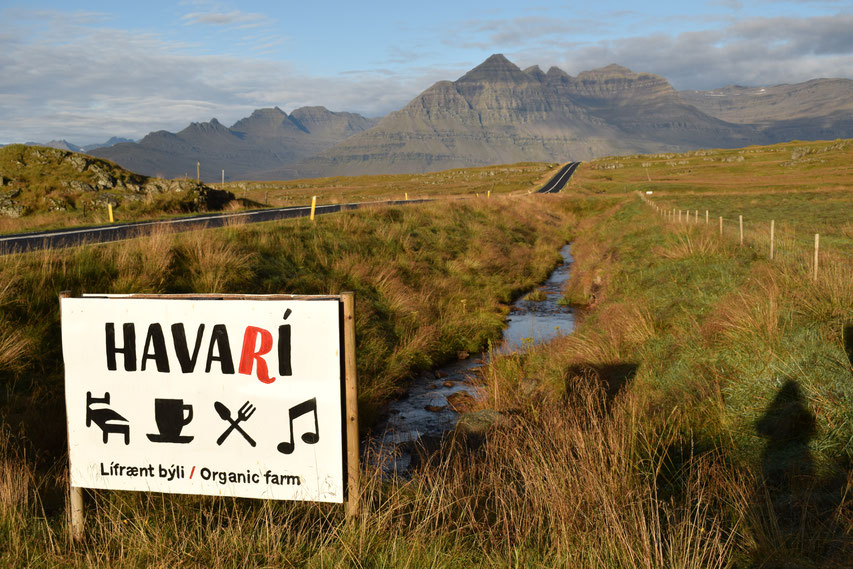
top-left (2, 0), bottom-right (852, 144)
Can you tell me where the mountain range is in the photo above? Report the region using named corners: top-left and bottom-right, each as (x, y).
top-left (90, 107), bottom-right (378, 181)
top-left (87, 54), bottom-right (853, 181)
top-left (23, 137), bottom-right (135, 153)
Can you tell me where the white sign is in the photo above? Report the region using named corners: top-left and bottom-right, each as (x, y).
top-left (61, 296), bottom-right (344, 503)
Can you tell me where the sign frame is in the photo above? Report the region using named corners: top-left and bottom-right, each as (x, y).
top-left (60, 291), bottom-right (360, 541)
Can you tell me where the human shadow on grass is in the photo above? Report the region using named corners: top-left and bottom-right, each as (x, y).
top-left (563, 362), bottom-right (638, 414)
top-left (751, 379), bottom-right (852, 567)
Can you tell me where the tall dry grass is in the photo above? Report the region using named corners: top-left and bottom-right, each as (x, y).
top-left (0, 273), bottom-right (31, 373)
top-left (0, 380), bottom-right (741, 568)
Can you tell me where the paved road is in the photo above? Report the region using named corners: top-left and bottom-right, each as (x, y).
top-left (0, 198), bottom-right (428, 255)
top-left (0, 163), bottom-right (580, 254)
top-left (538, 162), bottom-right (580, 193)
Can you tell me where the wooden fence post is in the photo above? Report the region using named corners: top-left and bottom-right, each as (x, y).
top-left (814, 234), bottom-right (820, 281)
top-left (770, 220), bottom-right (775, 260)
top-left (706, 210), bottom-right (709, 224)
top-left (341, 292), bottom-right (361, 519)
top-left (739, 215), bottom-right (744, 246)
top-left (695, 210), bottom-right (698, 224)
top-left (719, 216), bottom-right (723, 236)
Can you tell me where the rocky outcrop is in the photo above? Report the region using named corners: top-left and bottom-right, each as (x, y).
top-left (0, 188), bottom-right (25, 218)
top-left (0, 144), bottom-right (234, 217)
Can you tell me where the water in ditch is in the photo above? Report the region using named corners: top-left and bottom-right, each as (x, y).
top-left (368, 244), bottom-right (575, 474)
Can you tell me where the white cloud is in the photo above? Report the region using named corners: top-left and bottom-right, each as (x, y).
top-left (560, 14), bottom-right (853, 89)
top-left (0, 11), bottom-right (442, 145)
top-left (181, 9), bottom-right (271, 29)
top-left (443, 12), bottom-right (853, 89)
top-left (3, 6), bottom-right (852, 146)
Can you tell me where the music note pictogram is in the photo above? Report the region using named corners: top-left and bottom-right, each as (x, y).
top-left (276, 398), bottom-right (319, 454)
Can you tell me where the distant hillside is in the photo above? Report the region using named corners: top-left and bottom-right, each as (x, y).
top-left (284, 55), bottom-right (764, 179)
top-left (679, 78), bottom-right (853, 143)
top-left (0, 144), bottom-right (231, 218)
top-left (24, 137), bottom-right (134, 153)
top-left (91, 106), bottom-right (378, 182)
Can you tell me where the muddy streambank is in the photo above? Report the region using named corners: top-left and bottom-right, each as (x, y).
top-left (368, 244), bottom-right (575, 474)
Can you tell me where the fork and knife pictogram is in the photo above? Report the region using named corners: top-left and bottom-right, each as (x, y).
top-left (214, 401), bottom-right (257, 446)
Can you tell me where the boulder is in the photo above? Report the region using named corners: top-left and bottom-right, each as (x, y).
top-left (454, 409), bottom-right (509, 438)
top-left (446, 391), bottom-right (476, 412)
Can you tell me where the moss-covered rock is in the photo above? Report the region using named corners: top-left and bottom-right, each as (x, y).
top-left (0, 144), bottom-right (234, 217)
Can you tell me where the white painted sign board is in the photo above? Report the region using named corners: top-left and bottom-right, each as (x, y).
top-left (61, 296), bottom-right (345, 503)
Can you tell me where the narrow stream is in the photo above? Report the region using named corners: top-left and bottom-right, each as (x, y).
top-left (369, 244), bottom-right (575, 474)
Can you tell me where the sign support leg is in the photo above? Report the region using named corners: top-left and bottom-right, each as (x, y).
top-left (342, 292), bottom-right (360, 519)
top-left (69, 486), bottom-right (84, 542)
top-left (60, 290), bottom-right (85, 542)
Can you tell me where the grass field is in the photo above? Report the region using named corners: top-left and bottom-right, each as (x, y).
top-left (221, 162), bottom-right (558, 207)
top-left (1, 140), bottom-right (852, 567)
top-left (573, 139), bottom-right (853, 259)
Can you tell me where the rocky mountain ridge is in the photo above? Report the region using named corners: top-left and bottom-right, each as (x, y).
top-left (22, 55), bottom-right (853, 181)
top-left (286, 55), bottom-right (767, 179)
top-left (23, 137), bottom-right (135, 153)
top-left (91, 106), bottom-right (378, 182)
top-left (678, 78), bottom-right (853, 144)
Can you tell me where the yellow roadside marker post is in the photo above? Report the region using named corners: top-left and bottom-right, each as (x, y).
top-left (310, 196), bottom-right (317, 221)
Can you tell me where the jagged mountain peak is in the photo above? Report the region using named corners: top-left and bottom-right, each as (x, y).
top-left (249, 106), bottom-right (287, 118)
top-left (231, 107), bottom-right (307, 135)
top-left (290, 106), bottom-right (335, 120)
top-left (456, 53), bottom-right (529, 84)
top-left (181, 118), bottom-right (231, 134)
top-left (523, 65), bottom-right (546, 82)
top-left (545, 66), bottom-right (571, 83)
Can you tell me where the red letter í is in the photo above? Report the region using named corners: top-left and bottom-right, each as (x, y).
top-left (238, 326), bottom-right (275, 384)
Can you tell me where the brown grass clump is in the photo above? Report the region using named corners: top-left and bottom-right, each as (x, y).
top-left (788, 251), bottom-right (853, 323)
top-left (657, 226), bottom-right (724, 259)
top-left (701, 266), bottom-right (785, 353)
top-left (178, 229), bottom-right (256, 292)
top-left (111, 226), bottom-right (176, 293)
top-left (0, 273), bottom-right (31, 373)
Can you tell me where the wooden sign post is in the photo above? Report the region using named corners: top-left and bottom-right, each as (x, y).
top-left (61, 292), bottom-right (360, 541)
